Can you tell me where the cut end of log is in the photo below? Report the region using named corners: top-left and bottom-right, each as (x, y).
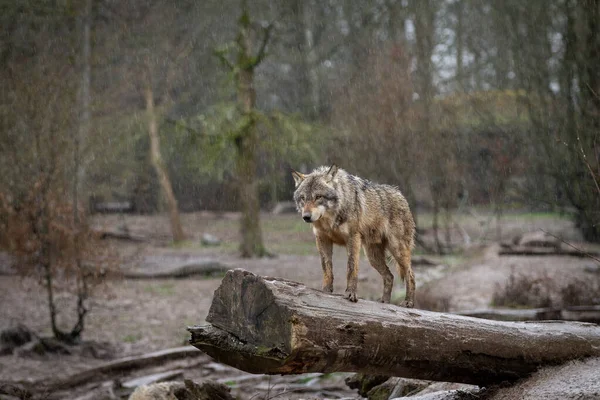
top-left (189, 269), bottom-right (600, 385)
top-left (188, 324), bottom-right (287, 374)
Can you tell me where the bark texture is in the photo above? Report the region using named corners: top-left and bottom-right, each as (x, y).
top-left (189, 269), bottom-right (600, 386)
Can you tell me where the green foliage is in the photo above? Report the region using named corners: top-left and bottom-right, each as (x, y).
top-left (166, 102), bottom-right (325, 192)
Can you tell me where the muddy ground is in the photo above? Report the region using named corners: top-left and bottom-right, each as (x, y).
top-left (1, 211), bottom-right (598, 399)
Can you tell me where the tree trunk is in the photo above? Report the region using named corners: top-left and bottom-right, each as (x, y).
top-left (387, 0), bottom-right (406, 44)
top-left (144, 83), bottom-right (185, 243)
top-left (432, 194), bottom-right (442, 254)
top-left (235, 4), bottom-right (266, 258)
top-left (495, 203), bottom-right (503, 241)
top-left (70, 0), bottom-right (93, 342)
top-left (303, 0), bottom-right (320, 120)
top-left (454, 0), bottom-right (464, 90)
top-left (444, 203), bottom-right (452, 249)
top-left (74, 0), bottom-right (91, 209)
top-left (576, 0), bottom-right (600, 242)
top-left (189, 269), bottom-right (600, 386)
top-left (291, 0), bottom-right (321, 120)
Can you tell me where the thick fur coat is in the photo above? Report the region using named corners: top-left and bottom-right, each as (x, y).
top-left (292, 165), bottom-right (416, 306)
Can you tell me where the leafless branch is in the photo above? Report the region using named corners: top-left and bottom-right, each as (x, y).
top-left (576, 132), bottom-right (600, 197)
top-left (318, 3), bottom-right (384, 62)
top-left (541, 229), bottom-right (600, 264)
top-left (214, 48), bottom-right (234, 71)
top-left (252, 23), bottom-right (274, 68)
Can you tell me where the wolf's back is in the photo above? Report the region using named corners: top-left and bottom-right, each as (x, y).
top-left (358, 181), bottom-right (415, 246)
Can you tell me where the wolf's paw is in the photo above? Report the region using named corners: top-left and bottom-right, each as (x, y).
top-left (399, 300), bottom-right (414, 308)
top-left (378, 296), bottom-right (391, 304)
top-left (322, 284), bottom-right (333, 293)
top-left (344, 290), bottom-right (358, 302)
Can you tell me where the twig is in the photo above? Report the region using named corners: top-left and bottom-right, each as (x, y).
top-left (576, 132), bottom-right (600, 197)
top-left (540, 229), bottom-right (600, 264)
top-left (214, 47), bottom-right (235, 71)
top-left (252, 23), bottom-right (274, 68)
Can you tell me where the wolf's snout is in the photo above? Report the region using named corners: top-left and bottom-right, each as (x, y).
top-left (302, 213), bottom-right (312, 222)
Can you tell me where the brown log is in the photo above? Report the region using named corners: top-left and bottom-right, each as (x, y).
top-left (50, 346), bottom-right (203, 390)
top-left (498, 246), bottom-right (600, 257)
top-left (457, 306), bottom-right (600, 324)
top-left (123, 261), bottom-right (229, 280)
top-left (94, 228), bottom-right (148, 242)
top-left (188, 269), bottom-right (600, 386)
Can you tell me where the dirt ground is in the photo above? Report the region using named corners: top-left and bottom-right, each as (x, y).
top-left (1, 211), bottom-right (599, 399)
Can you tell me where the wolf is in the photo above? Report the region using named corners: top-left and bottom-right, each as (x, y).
top-left (292, 165), bottom-right (416, 307)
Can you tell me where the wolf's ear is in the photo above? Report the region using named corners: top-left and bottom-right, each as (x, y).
top-left (291, 169), bottom-right (305, 187)
top-left (326, 164), bottom-right (339, 180)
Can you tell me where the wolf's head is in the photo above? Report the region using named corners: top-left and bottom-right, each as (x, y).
top-left (291, 165), bottom-right (339, 223)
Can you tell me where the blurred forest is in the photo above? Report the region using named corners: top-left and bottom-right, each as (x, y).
top-left (1, 0), bottom-right (599, 251)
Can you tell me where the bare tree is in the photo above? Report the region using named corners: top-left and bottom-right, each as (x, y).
top-left (503, 0), bottom-right (600, 241)
top-left (0, 21), bottom-right (113, 342)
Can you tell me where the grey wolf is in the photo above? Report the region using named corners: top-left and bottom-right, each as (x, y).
top-left (292, 165), bottom-right (416, 307)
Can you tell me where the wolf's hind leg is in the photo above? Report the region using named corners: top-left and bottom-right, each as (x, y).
top-left (365, 243), bottom-right (393, 303)
top-left (316, 235), bottom-right (334, 293)
top-left (388, 240), bottom-right (415, 308)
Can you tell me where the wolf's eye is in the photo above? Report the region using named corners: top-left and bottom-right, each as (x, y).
top-left (315, 195), bottom-right (323, 201)
top-left (299, 195), bottom-right (305, 202)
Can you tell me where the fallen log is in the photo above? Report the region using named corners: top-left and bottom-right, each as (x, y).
top-left (123, 261), bottom-right (229, 279)
top-left (9, 346), bottom-right (207, 394)
top-left (51, 346), bottom-right (204, 391)
top-left (498, 245), bottom-right (600, 257)
top-left (457, 305), bottom-right (600, 324)
top-left (188, 269), bottom-right (600, 386)
top-left (94, 228), bottom-right (148, 242)
top-left (91, 201), bottom-right (134, 214)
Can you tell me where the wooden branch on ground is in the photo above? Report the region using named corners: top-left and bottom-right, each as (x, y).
top-left (52, 346), bottom-right (203, 390)
top-left (188, 269), bottom-right (600, 386)
top-left (457, 306), bottom-right (600, 324)
top-left (123, 261), bottom-right (229, 279)
top-left (8, 346), bottom-right (207, 394)
top-left (94, 228), bottom-right (148, 242)
top-left (499, 245), bottom-right (600, 257)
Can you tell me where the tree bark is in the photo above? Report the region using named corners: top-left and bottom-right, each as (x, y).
top-left (144, 82), bottom-right (185, 243)
top-left (234, 3), bottom-right (267, 258)
top-left (189, 269), bottom-right (600, 386)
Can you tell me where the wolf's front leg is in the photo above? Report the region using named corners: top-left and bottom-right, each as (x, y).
top-left (344, 232), bottom-right (361, 302)
top-left (316, 235), bottom-right (334, 293)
